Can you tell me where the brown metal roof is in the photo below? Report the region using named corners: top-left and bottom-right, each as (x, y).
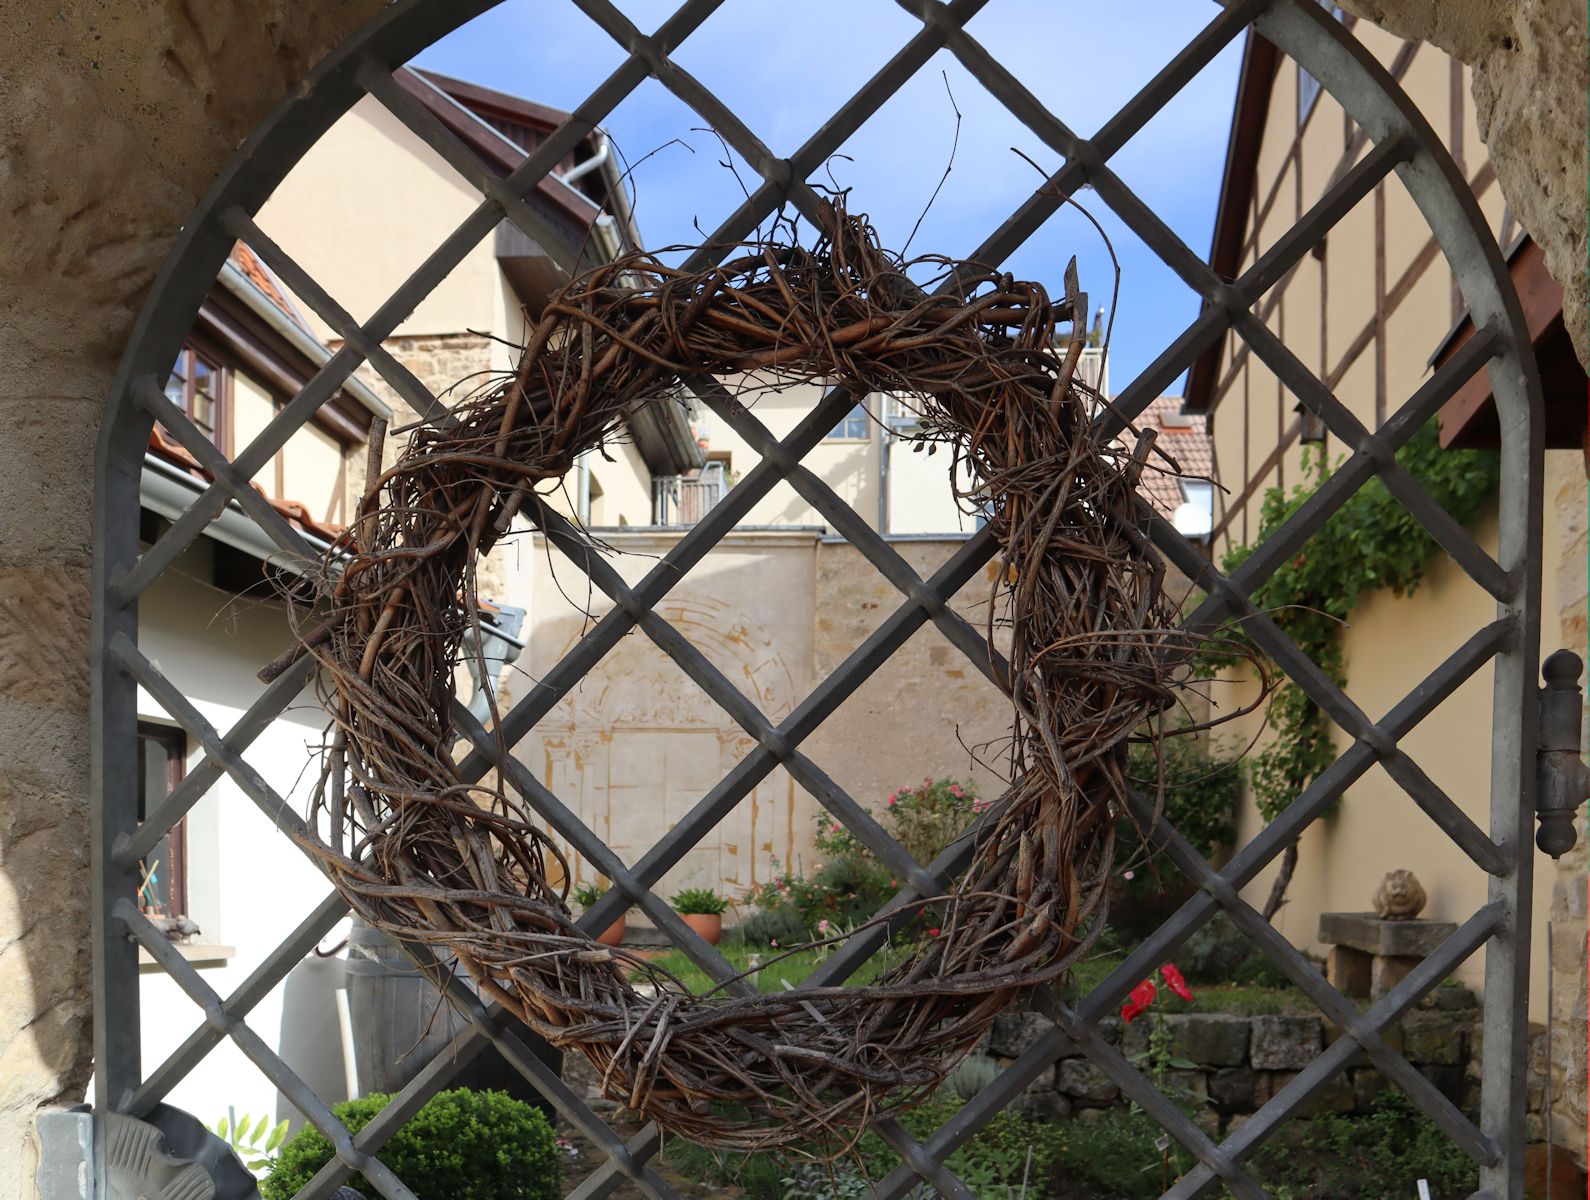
top-left (1185, 30), bottom-right (1280, 416)
top-left (394, 67), bottom-right (604, 236)
top-left (1435, 236), bottom-right (1583, 449)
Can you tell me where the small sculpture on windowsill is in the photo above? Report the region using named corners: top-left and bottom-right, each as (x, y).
top-left (138, 862), bottom-right (203, 942)
top-left (153, 913), bottom-right (203, 942)
top-left (1372, 868), bottom-right (1427, 921)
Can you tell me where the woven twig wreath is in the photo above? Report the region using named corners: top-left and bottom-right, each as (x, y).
top-left (297, 202), bottom-right (1182, 1150)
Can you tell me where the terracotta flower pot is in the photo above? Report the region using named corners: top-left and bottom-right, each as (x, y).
top-left (595, 914), bottom-right (627, 947)
top-left (680, 912), bottom-right (722, 945)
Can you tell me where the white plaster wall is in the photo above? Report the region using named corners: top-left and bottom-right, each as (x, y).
top-left (133, 545), bottom-right (353, 1132)
top-left (885, 436), bottom-right (980, 536)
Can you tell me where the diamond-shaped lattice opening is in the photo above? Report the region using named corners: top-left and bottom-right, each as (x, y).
top-left (254, 130), bottom-right (561, 366)
top-left (812, 48), bottom-right (1059, 271)
top-left (410, 4), bottom-right (629, 114)
top-left (665, 0), bottom-right (922, 161)
top-left (572, 76), bottom-right (770, 268)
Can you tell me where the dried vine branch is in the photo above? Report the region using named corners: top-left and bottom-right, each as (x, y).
top-left (294, 201), bottom-right (1194, 1150)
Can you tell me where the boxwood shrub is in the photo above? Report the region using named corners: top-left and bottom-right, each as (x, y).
top-left (263, 1088), bottom-right (560, 1200)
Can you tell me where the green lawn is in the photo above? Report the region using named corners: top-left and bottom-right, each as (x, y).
top-left (1061, 951), bottom-right (1308, 1016)
top-left (628, 938), bottom-right (908, 996)
top-left (633, 940), bottom-right (1307, 1017)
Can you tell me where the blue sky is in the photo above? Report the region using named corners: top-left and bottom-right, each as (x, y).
top-left (413, 2), bottom-right (1244, 394)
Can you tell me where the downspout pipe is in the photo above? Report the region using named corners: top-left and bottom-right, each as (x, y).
top-left (465, 604), bottom-right (527, 727)
top-left (557, 133), bottom-right (611, 187)
top-left (879, 410), bottom-right (891, 534)
top-left (576, 453), bottom-right (592, 524)
top-left (588, 130), bottom-right (643, 254)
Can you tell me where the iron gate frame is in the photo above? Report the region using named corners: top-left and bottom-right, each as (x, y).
top-left (90, 1), bottom-right (1545, 1197)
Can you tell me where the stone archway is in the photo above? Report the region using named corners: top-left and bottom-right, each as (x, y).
top-left (0, 7), bottom-right (383, 1196)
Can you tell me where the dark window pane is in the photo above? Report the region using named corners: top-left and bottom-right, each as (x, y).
top-left (164, 352), bottom-right (188, 409)
top-left (136, 726), bottom-right (185, 917)
top-left (191, 392), bottom-right (215, 438)
top-left (183, 351), bottom-right (222, 445)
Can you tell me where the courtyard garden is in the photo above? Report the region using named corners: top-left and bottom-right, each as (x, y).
top-left (540, 754), bottom-right (1494, 1199)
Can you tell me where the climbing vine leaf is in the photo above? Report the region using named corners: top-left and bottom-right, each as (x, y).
top-left (1220, 421), bottom-right (1500, 824)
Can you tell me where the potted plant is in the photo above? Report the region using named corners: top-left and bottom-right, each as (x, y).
top-left (571, 880), bottom-right (627, 948)
top-left (670, 887), bottom-right (729, 945)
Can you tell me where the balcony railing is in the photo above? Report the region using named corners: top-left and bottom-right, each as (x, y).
top-left (652, 463), bottom-right (727, 526)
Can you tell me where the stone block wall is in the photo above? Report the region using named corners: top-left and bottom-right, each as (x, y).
top-left (1543, 452), bottom-right (1589, 1168)
top-left (0, 6), bottom-right (385, 1197)
top-left (342, 334), bottom-right (520, 601)
top-left (968, 996), bottom-right (1562, 1140)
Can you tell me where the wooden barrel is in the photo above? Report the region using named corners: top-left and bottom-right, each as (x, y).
top-left (343, 919), bottom-right (558, 1112)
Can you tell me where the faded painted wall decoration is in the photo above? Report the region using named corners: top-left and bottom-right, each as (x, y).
top-left (534, 593), bottom-right (803, 897)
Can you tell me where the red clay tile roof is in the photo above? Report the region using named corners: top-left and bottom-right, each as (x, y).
top-left (228, 243), bottom-right (313, 333)
top-left (147, 424), bottom-right (345, 543)
top-left (1126, 395), bottom-right (1214, 521)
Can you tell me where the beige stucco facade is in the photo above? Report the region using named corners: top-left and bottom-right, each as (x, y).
top-left (1214, 24), bottom-right (1512, 542)
top-left (257, 93), bottom-right (668, 536)
top-left (258, 93), bottom-right (1008, 541)
top-left (1200, 16), bottom-right (1585, 1157)
top-left (229, 368), bottom-right (353, 527)
top-left (692, 379), bottom-right (981, 535)
top-left (259, 96), bottom-right (529, 369)
top-left (522, 529), bottom-right (1013, 907)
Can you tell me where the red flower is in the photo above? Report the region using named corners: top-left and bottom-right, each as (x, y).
top-left (927, 927), bottom-right (942, 937)
top-left (1121, 979), bottom-right (1157, 1023)
top-left (1160, 962), bottom-right (1194, 1002)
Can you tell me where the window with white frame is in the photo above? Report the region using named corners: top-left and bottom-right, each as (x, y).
top-left (824, 401), bottom-right (870, 440)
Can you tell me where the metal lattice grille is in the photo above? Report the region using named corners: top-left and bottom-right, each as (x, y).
top-left (92, 1), bottom-right (1544, 1197)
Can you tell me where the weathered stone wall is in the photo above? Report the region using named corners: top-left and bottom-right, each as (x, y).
top-left (804, 536), bottom-right (1017, 811)
top-left (339, 334), bottom-right (525, 604)
top-left (1541, 451), bottom-right (1589, 1166)
top-left (972, 992), bottom-right (1567, 1146)
top-left (520, 532), bottom-right (1022, 906)
top-left (1338, 0), bottom-right (1590, 364)
top-left (0, 4), bottom-right (384, 1196)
